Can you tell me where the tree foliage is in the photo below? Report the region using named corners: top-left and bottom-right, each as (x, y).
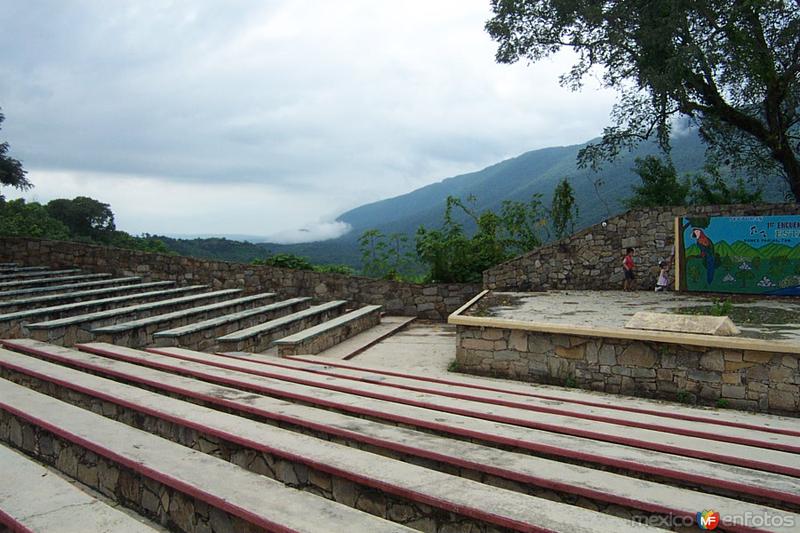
top-left (0, 109), bottom-right (31, 197)
top-left (0, 196), bottom-right (170, 254)
top-left (415, 195), bottom-right (548, 283)
top-left (624, 156), bottom-right (691, 208)
top-left (624, 155), bottom-right (763, 208)
top-left (46, 196), bottom-right (116, 239)
top-left (358, 229), bottom-right (416, 280)
top-left (550, 178), bottom-right (579, 240)
top-left (486, 1), bottom-right (800, 200)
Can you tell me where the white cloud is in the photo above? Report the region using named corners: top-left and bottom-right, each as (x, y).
top-left (0, 0), bottom-right (617, 241)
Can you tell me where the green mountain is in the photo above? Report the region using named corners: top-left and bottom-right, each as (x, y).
top-left (160, 131), bottom-right (780, 266)
top-left (730, 241), bottom-right (760, 258)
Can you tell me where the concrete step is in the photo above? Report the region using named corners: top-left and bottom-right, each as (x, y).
top-left (113, 344), bottom-right (800, 477)
top-left (0, 265), bottom-right (44, 273)
top-left (91, 293), bottom-right (278, 348)
top-left (0, 443), bottom-right (162, 533)
top-left (289, 354), bottom-right (800, 437)
top-left (0, 285), bottom-right (209, 337)
top-left (0, 348), bottom-right (677, 533)
top-left (153, 297), bottom-right (312, 352)
top-left (0, 273), bottom-right (112, 290)
top-left (216, 300), bottom-right (348, 353)
top-left (0, 281), bottom-right (176, 312)
top-left (0, 276), bottom-right (142, 301)
top-left (5, 339), bottom-right (796, 511)
top-left (314, 316), bottom-right (416, 359)
top-left (25, 289), bottom-right (242, 346)
top-left (218, 353), bottom-right (799, 453)
top-left (0, 379), bottom-right (414, 533)
top-left (0, 268), bottom-right (82, 281)
top-left (274, 305), bottom-right (382, 357)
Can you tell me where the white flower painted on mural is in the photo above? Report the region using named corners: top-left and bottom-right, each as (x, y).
top-left (723, 274), bottom-right (735, 283)
top-left (738, 262), bottom-right (752, 271)
top-left (757, 276), bottom-right (775, 288)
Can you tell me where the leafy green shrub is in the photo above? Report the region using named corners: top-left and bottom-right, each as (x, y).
top-left (253, 253), bottom-right (314, 270)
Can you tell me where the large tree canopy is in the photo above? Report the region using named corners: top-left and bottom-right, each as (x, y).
top-left (486, 0), bottom-right (800, 201)
top-left (0, 108), bottom-right (30, 197)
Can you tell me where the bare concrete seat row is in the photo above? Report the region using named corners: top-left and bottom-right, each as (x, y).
top-left (153, 296), bottom-right (312, 352)
top-left (1, 339), bottom-right (798, 532)
top-left (0, 272), bottom-right (112, 290)
top-left (274, 304), bottom-right (382, 356)
top-left (0, 276), bottom-right (143, 300)
top-left (0, 268), bottom-right (82, 281)
top-left (0, 280), bottom-right (175, 312)
top-left (0, 285), bottom-right (209, 337)
top-left (216, 300), bottom-right (349, 352)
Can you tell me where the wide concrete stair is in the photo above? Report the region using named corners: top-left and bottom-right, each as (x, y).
top-left (0, 339), bottom-right (743, 532)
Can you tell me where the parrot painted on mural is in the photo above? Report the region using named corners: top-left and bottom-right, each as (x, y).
top-left (692, 228), bottom-right (716, 285)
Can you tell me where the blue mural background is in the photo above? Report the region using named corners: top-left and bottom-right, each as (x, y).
top-left (682, 215), bottom-right (800, 295)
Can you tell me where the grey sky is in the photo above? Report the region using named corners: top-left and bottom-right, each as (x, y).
top-left (1, 1), bottom-right (616, 242)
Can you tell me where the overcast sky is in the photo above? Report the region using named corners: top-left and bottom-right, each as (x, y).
top-left (0, 1), bottom-right (616, 242)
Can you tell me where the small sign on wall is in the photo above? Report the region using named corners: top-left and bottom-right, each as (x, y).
top-left (676, 215), bottom-right (800, 295)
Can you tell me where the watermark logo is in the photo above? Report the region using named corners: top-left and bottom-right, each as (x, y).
top-left (697, 510), bottom-right (720, 530)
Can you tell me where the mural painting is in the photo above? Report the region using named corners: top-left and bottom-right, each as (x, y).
top-left (679, 215), bottom-right (800, 295)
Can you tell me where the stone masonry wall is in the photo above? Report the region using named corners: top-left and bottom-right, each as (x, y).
top-left (456, 325), bottom-right (800, 415)
top-left (484, 203), bottom-right (799, 291)
top-left (0, 237), bottom-right (480, 320)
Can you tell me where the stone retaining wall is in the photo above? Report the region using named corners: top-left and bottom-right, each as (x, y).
top-left (455, 325), bottom-right (799, 415)
top-left (484, 203), bottom-right (799, 291)
top-left (0, 237), bottom-right (480, 320)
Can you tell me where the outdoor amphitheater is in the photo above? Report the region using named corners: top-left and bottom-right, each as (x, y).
top-left (1, 204), bottom-right (799, 533)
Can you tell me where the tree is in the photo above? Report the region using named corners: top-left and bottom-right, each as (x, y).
top-left (624, 156), bottom-right (690, 208)
top-left (46, 196), bottom-right (116, 239)
top-left (486, 1), bottom-right (800, 201)
top-left (0, 109), bottom-right (31, 198)
top-left (550, 178), bottom-right (579, 240)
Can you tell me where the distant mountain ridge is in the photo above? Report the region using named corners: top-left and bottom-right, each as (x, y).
top-left (162, 131), bottom-right (778, 266)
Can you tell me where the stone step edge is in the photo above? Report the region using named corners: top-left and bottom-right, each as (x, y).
top-left (0, 273), bottom-right (112, 289)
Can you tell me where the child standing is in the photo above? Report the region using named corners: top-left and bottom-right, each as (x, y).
top-left (655, 260), bottom-right (671, 291)
top-left (622, 247), bottom-right (635, 291)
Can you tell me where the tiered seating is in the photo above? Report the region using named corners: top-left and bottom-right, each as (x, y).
top-left (273, 304), bottom-right (382, 356)
top-left (0, 268), bottom-right (81, 280)
top-left (153, 296), bottom-right (312, 351)
top-left (216, 300), bottom-right (348, 352)
top-left (0, 276), bottom-right (143, 299)
top-left (0, 272), bottom-right (112, 290)
top-left (25, 289), bottom-right (243, 345)
top-left (0, 280), bottom-right (175, 312)
top-left (0, 340), bottom-right (710, 532)
top-left (91, 292), bottom-right (278, 348)
top-left (0, 285), bottom-right (208, 337)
